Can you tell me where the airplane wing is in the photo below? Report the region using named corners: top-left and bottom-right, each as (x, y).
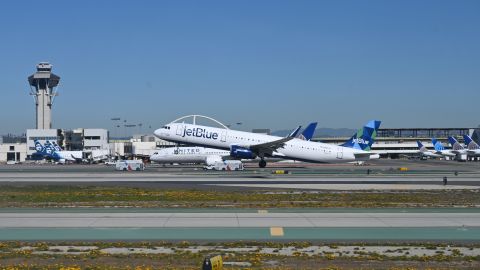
top-left (247, 137), bottom-right (294, 157)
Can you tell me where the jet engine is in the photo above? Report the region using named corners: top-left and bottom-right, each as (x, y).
top-left (230, 145), bottom-right (256, 159)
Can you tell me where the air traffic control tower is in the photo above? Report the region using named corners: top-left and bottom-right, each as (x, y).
top-left (28, 62), bottom-right (60, 129)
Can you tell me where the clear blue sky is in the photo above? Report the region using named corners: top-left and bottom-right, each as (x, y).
top-left (1, 0), bottom-right (479, 135)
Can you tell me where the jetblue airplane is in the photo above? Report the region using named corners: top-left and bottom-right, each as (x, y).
top-left (463, 135), bottom-right (480, 156)
top-left (154, 119), bottom-right (380, 167)
top-left (150, 123), bottom-right (318, 165)
top-left (34, 140), bottom-right (83, 163)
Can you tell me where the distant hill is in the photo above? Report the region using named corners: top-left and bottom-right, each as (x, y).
top-left (271, 127), bottom-right (357, 138)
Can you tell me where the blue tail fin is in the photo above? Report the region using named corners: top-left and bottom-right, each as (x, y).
top-left (417, 141), bottom-right (425, 150)
top-left (464, 135), bottom-right (480, 150)
top-left (448, 136), bottom-right (465, 150)
top-left (297, 122), bottom-right (317, 141)
top-left (463, 135), bottom-right (472, 145)
top-left (42, 141), bottom-right (56, 157)
top-left (34, 140), bottom-right (45, 153)
top-left (341, 120), bottom-right (381, 151)
top-left (431, 138), bottom-right (445, 151)
top-left (52, 141), bottom-right (63, 151)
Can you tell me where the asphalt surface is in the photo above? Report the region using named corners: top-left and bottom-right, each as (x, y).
top-left (0, 212), bottom-right (479, 241)
top-left (0, 159), bottom-right (479, 190)
top-left (1, 160), bottom-right (480, 241)
top-left (2, 212), bottom-right (479, 228)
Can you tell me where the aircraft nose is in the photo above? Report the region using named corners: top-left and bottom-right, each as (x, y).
top-left (153, 128), bottom-right (162, 138)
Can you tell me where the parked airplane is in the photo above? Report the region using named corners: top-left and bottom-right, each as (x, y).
top-left (431, 138), bottom-right (456, 157)
top-left (154, 119), bottom-right (380, 167)
top-left (34, 140), bottom-right (83, 163)
top-left (50, 141), bottom-right (63, 151)
top-left (448, 136), bottom-right (467, 155)
top-left (150, 123), bottom-right (318, 165)
top-left (416, 141), bottom-right (442, 158)
top-left (463, 135), bottom-right (480, 156)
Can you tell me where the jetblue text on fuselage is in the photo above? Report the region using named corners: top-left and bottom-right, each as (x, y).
top-left (352, 138), bottom-right (370, 145)
top-left (182, 127), bottom-right (219, 140)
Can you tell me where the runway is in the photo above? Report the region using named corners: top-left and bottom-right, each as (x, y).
top-left (2, 212), bottom-right (480, 227)
top-left (1, 159), bottom-right (479, 191)
top-left (0, 174), bottom-right (479, 190)
top-left (0, 212), bottom-right (479, 240)
top-left (1, 161), bottom-right (480, 241)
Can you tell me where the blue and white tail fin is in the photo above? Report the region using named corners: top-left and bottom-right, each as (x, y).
top-left (297, 122), bottom-right (317, 141)
top-left (51, 141), bottom-right (63, 151)
top-left (448, 136), bottom-right (465, 151)
top-left (463, 135), bottom-right (480, 150)
top-left (341, 120), bottom-right (381, 151)
top-left (417, 141), bottom-right (428, 152)
top-left (34, 140), bottom-right (45, 154)
top-left (42, 141), bottom-right (56, 157)
top-left (431, 138), bottom-right (445, 151)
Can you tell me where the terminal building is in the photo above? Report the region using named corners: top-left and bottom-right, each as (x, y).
top-left (26, 128), bottom-right (110, 159)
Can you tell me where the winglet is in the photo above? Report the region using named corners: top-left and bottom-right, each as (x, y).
top-left (288, 126), bottom-right (302, 138)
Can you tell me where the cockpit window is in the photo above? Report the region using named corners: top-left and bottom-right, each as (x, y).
top-left (162, 126), bottom-right (171, 130)
top-left (153, 152), bottom-right (158, 155)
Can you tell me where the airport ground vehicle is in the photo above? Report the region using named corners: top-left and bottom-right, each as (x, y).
top-left (204, 160), bottom-right (244, 171)
top-left (115, 160), bottom-right (145, 171)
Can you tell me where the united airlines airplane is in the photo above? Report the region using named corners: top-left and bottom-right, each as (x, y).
top-left (417, 138), bottom-right (456, 158)
top-left (463, 135), bottom-right (480, 156)
top-left (154, 119), bottom-right (381, 168)
top-left (448, 136), bottom-right (468, 155)
top-left (150, 123), bottom-right (318, 165)
top-left (416, 141), bottom-right (442, 158)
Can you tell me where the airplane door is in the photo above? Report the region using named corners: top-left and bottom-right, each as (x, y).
top-left (176, 125), bottom-right (185, 137)
top-left (220, 130), bottom-right (227, 142)
top-left (336, 147), bottom-right (343, 159)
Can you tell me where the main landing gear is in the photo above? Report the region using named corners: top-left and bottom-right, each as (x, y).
top-left (259, 159), bottom-right (267, 168)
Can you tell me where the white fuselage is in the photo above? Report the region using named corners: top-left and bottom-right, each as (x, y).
top-left (56, 151), bottom-right (83, 161)
top-left (154, 123), bottom-right (373, 163)
top-left (468, 149), bottom-right (480, 156)
top-left (436, 150), bottom-right (457, 157)
top-left (150, 147), bottom-right (228, 165)
top-left (419, 151), bottom-right (442, 158)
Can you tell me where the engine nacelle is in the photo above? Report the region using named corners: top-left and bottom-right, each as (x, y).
top-left (230, 145), bottom-right (256, 159)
